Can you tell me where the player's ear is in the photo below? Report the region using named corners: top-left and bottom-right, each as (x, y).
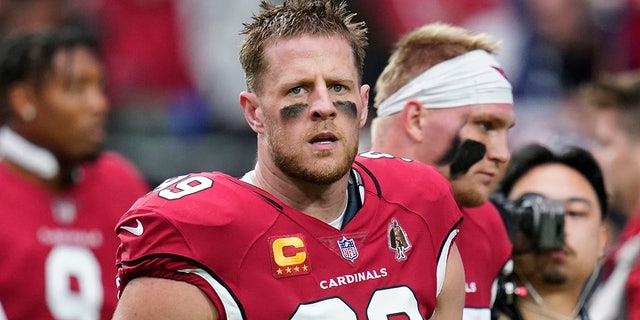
top-left (358, 84), bottom-right (370, 128)
top-left (598, 222), bottom-right (609, 259)
top-left (239, 91), bottom-right (265, 134)
top-left (401, 100), bottom-right (425, 142)
top-left (8, 84), bottom-right (37, 123)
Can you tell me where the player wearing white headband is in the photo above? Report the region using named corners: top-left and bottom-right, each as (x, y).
top-left (370, 23), bottom-right (515, 320)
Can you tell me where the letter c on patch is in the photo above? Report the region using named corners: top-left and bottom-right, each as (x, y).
top-left (272, 236), bottom-right (306, 266)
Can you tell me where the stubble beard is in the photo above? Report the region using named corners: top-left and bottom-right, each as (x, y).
top-left (523, 255), bottom-right (568, 286)
top-left (451, 178), bottom-right (487, 207)
top-left (268, 129), bottom-right (357, 185)
top-left (540, 264), bottom-right (568, 286)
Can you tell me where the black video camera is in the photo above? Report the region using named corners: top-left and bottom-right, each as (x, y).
top-left (490, 192), bottom-right (565, 254)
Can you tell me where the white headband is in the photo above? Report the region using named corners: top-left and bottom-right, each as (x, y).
top-left (376, 50), bottom-right (513, 117)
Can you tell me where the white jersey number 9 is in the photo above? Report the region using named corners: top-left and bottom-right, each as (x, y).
top-left (46, 245), bottom-right (103, 320)
top-left (157, 176), bottom-right (213, 200)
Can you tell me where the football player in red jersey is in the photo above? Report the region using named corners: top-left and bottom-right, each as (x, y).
top-left (0, 28), bottom-right (149, 319)
top-left (370, 23), bottom-right (515, 319)
top-left (112, 1), bottom-right (465, 319)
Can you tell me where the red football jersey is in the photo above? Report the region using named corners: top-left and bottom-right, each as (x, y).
top-left (458, 202), bottom-right (512, 319)
top-left (116, 154), bottom-right (463, 319)
top-left (0, 152), bottom-right (148, 320)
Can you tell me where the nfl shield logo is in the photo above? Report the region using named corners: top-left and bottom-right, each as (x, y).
top-left (337, 236), bottom-right (359, 262)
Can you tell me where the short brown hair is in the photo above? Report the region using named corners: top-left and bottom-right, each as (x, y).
top-left (580, 70), bottom-right (640, 138)
top-left (374, 23), bottom-right (499, 108)
top-left (239, 0), bottom-right (368, 93)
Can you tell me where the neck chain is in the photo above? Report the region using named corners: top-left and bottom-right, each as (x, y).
top-left (518, 276), bottom-right (580, 320)
top-left (517, 265), bottom-right (599, 320)
top-left (520, 299), bottom-right (578, 320)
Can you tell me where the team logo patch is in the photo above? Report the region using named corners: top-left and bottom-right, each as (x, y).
top-left (51, 197), bottom-right (76, 225)
top-left (269, 234), bottom-right (311, 279)
top-left (388, 218), bottom-right (411, 261)
top-left (337, 236), bottom-right (359, 262)
top-left (317, 232), bottom-right (368, 262)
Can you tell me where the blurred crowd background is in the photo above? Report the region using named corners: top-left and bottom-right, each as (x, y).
top-left (2, 0), bottom-right (638, 186)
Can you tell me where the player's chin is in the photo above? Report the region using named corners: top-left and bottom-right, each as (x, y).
top-left (303, 146), bottom-right (356, 182)
top-left (311, 159), bottom-right (351, 182)
top-left (474, 188), bottom-right (492, 205)
top-left (294, 167), bottom-right (344, 185)
top-left (465, 195), bottom-right (488, 208)
top-left (454, 187), bottom-right (488, 207)
top-left (472, 176), bottom-right (494, 198)
top-left (74, 143), bottom-right (104, 163)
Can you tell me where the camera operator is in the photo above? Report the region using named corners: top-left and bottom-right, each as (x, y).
top-left (491, 143), bottom-right (608, 320)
